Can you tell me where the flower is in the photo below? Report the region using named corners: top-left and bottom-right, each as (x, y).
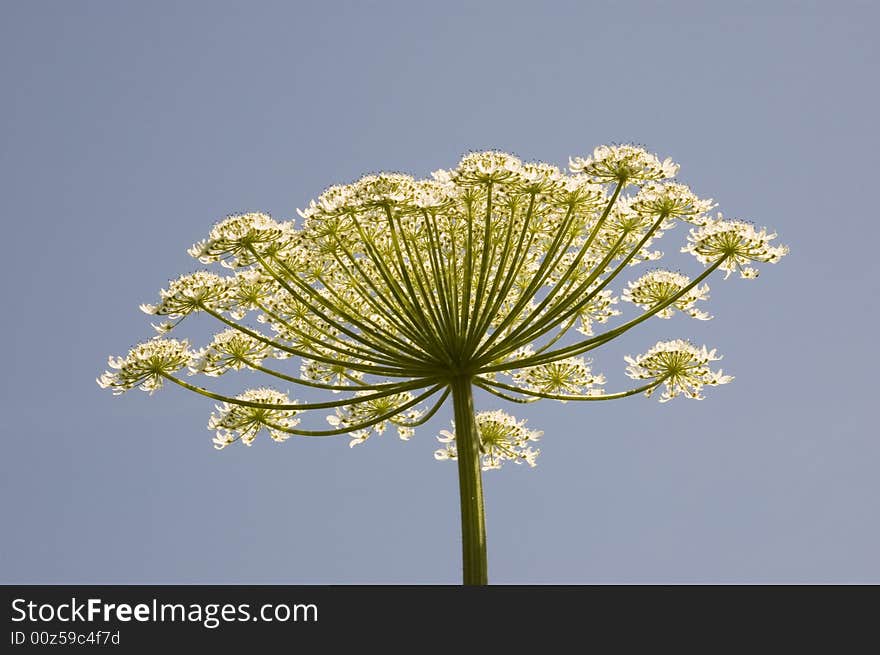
top-left (595, 196), bottom-right (672, 264)
top-left (625, 340), bottom-right (733, 402)
top-left (575, 289), bottom-right (621, 336)
top-left (512, 357), bottom-right (605, 399)
top-left (513, 162), bottom-right (566, 195)
top-left (326, 391), bottom-right (422, 446)
top-left (411, 179), bottom-right (455, 210)
top-left (552, 175), bottom-right (607, 211)
top-left (208, 388), bottom-right (300, 448)
top-left (569, 145), bottom-right (678, 184)
top-left (622, 270), bottom-right (712, 320)
top-left (301, 359), bottom-right (364, 390)
top-left (139, 271), bottom-right (228, 318)
top-left (682, 214), bottom-right (789, 279)
top-left (99, 143), bottom-right (789, 588)
top-left (190, 329), bottom-right (273, 376)
top-left (451, 150), bottom-right (523, 185)
top-left (102, 146), bottom-right (784, 465)
top-left (227, 269), bottom-right (276, 320)
top-left (97, 338), bottom-right (192, 394)
top-left (350, 173), bottom-right (418, 209)
top-left (188, 212), bottom-right (291, 268)
top-left (297, 184), bottom-right (355, 220)
top-left (630, 182), bottom-right (714, 222)
top-left (434, 410), bottom-right (542, 470)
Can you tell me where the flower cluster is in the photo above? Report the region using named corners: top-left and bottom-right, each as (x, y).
top-left (226, 269), bottom-right (276, 319)
top-left (139, 271), bottom-right (228, 318)
top-left (512, 357), bottom-right (605, 399)
top-left (208, 388), bottom-right (300, 448)
top-left (622, 270), bottom-right (711, 320)
top-left (575, 289), bottom-right (621, 336)
top-left (188, 212), bottom-right (292, 267)
top-left (435, 410), bottom-right (542, 470)
top-left (451, 151), bottom-right (524, 185)
top-left (630, 182), bottom-right (715, 222)
top-left (434, 410), bottom-right (544, 471)
top-left (190, 329), bottom-right (273, 376)
top-left (97, 339), bottom-right (191, 394)
top-left (625, 340), bottom-right (733, 402)
top-left (569, 145), bottom-right (679, 184)
top-left (683, 215), bottom-right (788, 279)
top-left (101, 144), bottom-right (785, 458)
top-left (327, 391), bottom-right (422, 447)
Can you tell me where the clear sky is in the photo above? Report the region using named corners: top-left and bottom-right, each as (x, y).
top-left (2, 0), bottom-right (878, 583)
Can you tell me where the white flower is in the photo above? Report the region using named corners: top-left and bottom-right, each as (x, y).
top-left (596, 196), bottom-right (674, 264)
top-left (301, 359), bottom-right (364, 391)
top-left (625, 340), bottom-right (733, 402)
top-left (569, 145), bottom-right (678, 184)
top-left (297, 184), bottom-right (355, 220)
top-left (139, 271), bottom-right (228, 318)
top-left (102, 145), bottom-right (784, 468)
top-left (630, 182), bottom-right (714, 222)
top-left (188, 212), bottom-right (290, 267)
top-left (326, 391), bottom-right (421, 445)
top-left (512, 357), bottom-right (605, 399)
top-left (208, 388), bottom-right (299, 448)
top-left (434, 411), bottom-right (542, 470)
top-left (433, 432), bottom-right (458, 462)
top-left (682, 214), bottom-right (789, 279)
top-left (411, 179), bottom-right (455, 210)
top-left (513, 162), bottom-right (565, 195)
top-left (452, 150), bottom-right (523, 185)
top-left (552, 175), bottom-right (607, 210)
top-left (351, 173), bottom-right (418, 208)
top-left (227, 269), bottom-right (276, 319)
top-left (98, 338), bottom-right (191, 394)
top-left (190, 329), bottom-right (272, 376)
top-left (575, 289), bottom-right (621, 336)
top-left (622, 270), bottom-right (712, 320)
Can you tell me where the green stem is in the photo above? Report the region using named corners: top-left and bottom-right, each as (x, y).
top-left (475, 376), bottom-right (664, 401)
top-left (450, 375), bottom-right (488, 585)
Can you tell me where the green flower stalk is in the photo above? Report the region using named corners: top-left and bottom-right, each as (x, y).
top-left (99, 144), bottom-right (787, 585)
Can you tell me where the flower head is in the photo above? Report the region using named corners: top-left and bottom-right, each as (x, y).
top-left (552, 175), bottom-right (607, 211)
top-left (98, 338), bottom-right (191, 394)
top-left (300, 359), bottom-right (364, 390)
top-left (227, 269), bottom-right (276, 319)
top-left (188, 213), bottom-right (290, 268)
top-left (512, 357), bottom-right (605, 399)
top-left (190, 329), bottom-right (273, 376)
top-left (327, 391), bottom-right (422, 447)
top-left (514, 162), bottom-right (566, 195)
top-left (208, 388), bottom-right (300, 448)
top-left (351, 173), bottom-right (418, 209)
top-left (630, 182), bottom-right (714, 222)
top-left (622, 270), bottom-right (712, 320)
top-left (683, 214), bottom-right (789, 279)
top-left (140, 271), bottom-right (228, 318)
top-left (411, 179), bottom-right (455, 210)
top-left (435, 410), bottom-right (542, 470)
top-left (575, 289), bottom-right (621, 336)
top-left (569, 145), bottom-right (678, 185)
top-left (102, 146), bottom-right (784, 467)
top-left (625, 340), bottom-right (733, 402)
top-left (451, 150), bottom-right (523, 185)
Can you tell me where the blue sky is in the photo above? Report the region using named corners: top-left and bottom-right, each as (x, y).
top-left (1, 0), bottom-right (878, 583)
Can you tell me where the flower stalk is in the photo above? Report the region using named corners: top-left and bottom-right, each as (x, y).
top-left (450, 375), bottom-right (488, 585)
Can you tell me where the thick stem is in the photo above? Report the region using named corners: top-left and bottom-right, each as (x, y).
top-left (450, 375), bottom-right (488, 585)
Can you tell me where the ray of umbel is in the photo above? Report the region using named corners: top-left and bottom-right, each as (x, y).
top-left (99, 144), bottom-right (787, 585)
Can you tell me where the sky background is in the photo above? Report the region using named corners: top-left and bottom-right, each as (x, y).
top-left (2, 0), bottom-right (878, 584)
